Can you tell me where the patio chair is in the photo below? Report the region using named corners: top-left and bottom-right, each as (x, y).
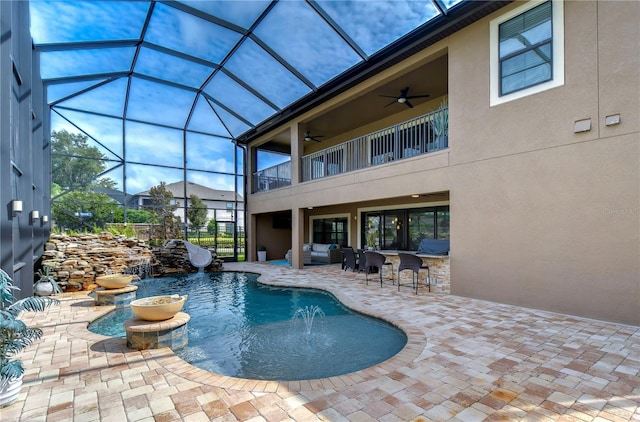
top-left (357, 249), bottom-right (368, 272)
top-left (342, 247), bottom-right (357, 272)
top-left (364, 251), bottom-right (394, 287)
top-left (397, 252), bottom-right (430, 294)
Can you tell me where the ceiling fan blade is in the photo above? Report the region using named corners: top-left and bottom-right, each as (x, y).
top-left (384, 99), bottom-right (398, 107)
top-left (379, 95), bottom-right (400, 99)
top-left (380, 88), bottom-right (426, 108)
top-left (304, 131), bottom-right (324, 142)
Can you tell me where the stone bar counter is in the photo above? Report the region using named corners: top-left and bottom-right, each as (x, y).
top-left (378, 251), bottom-right (450, 294)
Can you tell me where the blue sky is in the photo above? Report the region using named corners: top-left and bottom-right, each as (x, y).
top-left (30, 0), bottom-right (463, 195)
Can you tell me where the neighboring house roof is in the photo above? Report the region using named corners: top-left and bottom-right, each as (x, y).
top-left (134, 182), bottom-right (243, 203)
top-left (93, 187), bottom-right (138, 208)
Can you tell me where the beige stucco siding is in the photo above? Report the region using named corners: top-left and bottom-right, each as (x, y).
top-left (450, 134), bottom-right (638, 324)
top-left (447, 0), bottom-right (639, 324)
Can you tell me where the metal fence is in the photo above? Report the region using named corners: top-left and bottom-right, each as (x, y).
top-left (187, 227), bottom-right (245, 259)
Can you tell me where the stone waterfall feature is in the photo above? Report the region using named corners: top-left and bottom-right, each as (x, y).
top-left (42, 233), bottom-right (155, 292)
top-left (41, 233), bottom-right (224, 292)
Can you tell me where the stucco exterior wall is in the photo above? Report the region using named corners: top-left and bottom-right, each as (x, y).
top-left (448, 0), bottom-right (639, 324)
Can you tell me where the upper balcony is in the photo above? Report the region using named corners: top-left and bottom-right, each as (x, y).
top-left (252, 106), bottom-right (448, 193)
top-left (252, 160), bottom-right (292, 193)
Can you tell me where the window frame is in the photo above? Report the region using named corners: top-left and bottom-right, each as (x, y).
top-left (312, 217), bottom-right (349, 246)
top-left (490, 0), bottom-right (564, 106)
top-left (361, 206), bottom-right (450, 251)
top-left (309, 213), bottom-right (351, 247)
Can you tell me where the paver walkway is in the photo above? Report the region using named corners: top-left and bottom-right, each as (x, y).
top-left (1, 262), bottom-right (639, 421)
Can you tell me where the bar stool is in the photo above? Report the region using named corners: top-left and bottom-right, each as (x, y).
top-left (364, 251), bottom-right (394, 287)
top-left (397, 252), bottom-right (430, 294)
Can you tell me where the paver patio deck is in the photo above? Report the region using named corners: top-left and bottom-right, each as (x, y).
top-left (1, 262), bottom-right (638, 421)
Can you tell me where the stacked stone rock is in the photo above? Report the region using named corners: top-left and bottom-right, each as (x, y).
top-left (153, 241), bottom-right (224, 275)
top-left (42, 233), bottom-right (224, 292)
top-left (43, 233), bottom-right (155, 291)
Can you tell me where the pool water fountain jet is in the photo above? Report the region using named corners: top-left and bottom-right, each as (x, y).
top-left (292, 305), bottom-right (325, 335)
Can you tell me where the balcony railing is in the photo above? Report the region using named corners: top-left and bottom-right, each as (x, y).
top-left (302, 108), bottom-right (447, 182)
top-left (252, 160), bottom-right (292, 193)
top-left (253, 107), bottom-right (448, 191)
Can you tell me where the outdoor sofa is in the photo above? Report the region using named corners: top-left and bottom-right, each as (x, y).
top-left (306, 243), bottom-right (342, 264)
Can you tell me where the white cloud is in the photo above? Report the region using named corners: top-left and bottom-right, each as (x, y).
top-left (30, 1), bottom-right (148, 43)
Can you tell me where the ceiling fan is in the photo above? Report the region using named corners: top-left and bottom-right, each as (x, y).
top-left (303, 131), bottom-right (324, 142)
top-left (380, 86), bottom-right (429, 108)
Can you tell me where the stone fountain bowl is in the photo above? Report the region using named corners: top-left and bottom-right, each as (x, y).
top-left (130, 295), bottom-right (188, 321)
top-left (95, 274), bottom-right (135, 289)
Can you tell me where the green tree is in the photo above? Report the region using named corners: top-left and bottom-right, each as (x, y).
top-left (51, 183), bottom-right (63, 198)
top-left (52, 191), bottom-right (118, 232)
top-left (107, 208), bottom-right (153, 224)
top-left (51, 130), bottom-right (113, 192)
top-left (144, 182), bottom-right (180, 241)
top-left (187, 194), bottom-right (208, 242)
top-left (207, 218), bottom-right (217, 235)
top-left (50, 130), bottom-right (122, 232)
top-left (123, 209), bottom-right (154, 224)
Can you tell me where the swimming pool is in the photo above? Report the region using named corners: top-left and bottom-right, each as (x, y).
top-left (89, 271), bottom-right (407, 380)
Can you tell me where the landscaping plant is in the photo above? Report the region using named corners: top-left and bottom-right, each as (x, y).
top-left (0, 268), bottom-right (59, 387)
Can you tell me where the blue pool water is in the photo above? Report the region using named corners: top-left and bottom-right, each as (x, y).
top-left (89, 272), bottom-right (407, 380)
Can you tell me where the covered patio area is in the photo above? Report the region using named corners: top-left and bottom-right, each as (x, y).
top-left (2, 263), bottom-right (638, 421)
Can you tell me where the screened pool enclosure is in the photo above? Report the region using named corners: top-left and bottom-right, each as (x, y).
top-left (27, 0), bottom-right (469, 258)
